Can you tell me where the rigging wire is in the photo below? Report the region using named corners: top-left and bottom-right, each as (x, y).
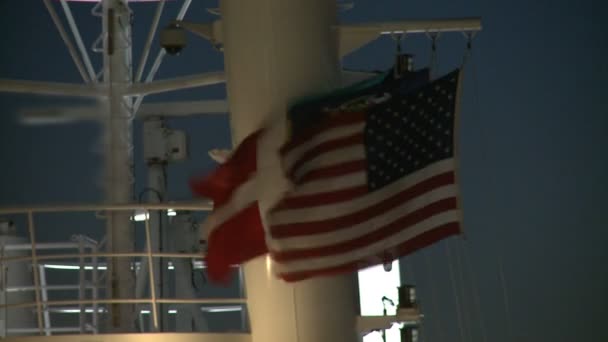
top-left (428, 32), bottom-right (440, 79)
top-left (463, 241), bottom-right (489, 342)
top-left (454, 239), bottom-right (473, 342)
top-left (445, 241), bottom-right (466, 342)
top-left (462, 32), bottom-right (515, 342)
top-left (498, 256), bottom-right (513, 342)
top-left (424, 250), bottom-right (444, 342)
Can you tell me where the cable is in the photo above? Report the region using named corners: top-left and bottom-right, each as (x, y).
top-left (498, 256), bottom-right (513, 342)
top-left (424, 250), bottom-right (444, 342)
top-left (455, 239), bottom-right (473, 342)
top-left (428, 32), bottom-right (440, 79)
top-left (446, 241), bottom-right (466, 342)
top-left (463, 241), bottom-right (488, 342)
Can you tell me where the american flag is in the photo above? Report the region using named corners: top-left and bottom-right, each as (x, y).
top-left (268, 69), bottom-right (463, 282)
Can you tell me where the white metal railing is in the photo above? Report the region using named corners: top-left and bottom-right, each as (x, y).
top-left (0, 202), bottom-right (246, 337)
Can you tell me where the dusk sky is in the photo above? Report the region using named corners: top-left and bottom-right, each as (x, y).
top-left (0, 0), bottom-right (606, 341)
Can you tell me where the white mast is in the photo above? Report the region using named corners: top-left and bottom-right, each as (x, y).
top-left (220, 1), bottom-right (359, 342)
top-left (101, 0), bottom-right (136, 331)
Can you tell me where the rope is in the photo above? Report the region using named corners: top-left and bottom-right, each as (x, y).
top-left (445, 241), bottom-right (466, 342)
top-left (463, 241), bottom-right (488, 342)
top-left (428, 32), bottom-right (439, 79)
top-left (455, 239), bottom-right (475, 342)
top-left (462, 31), bottom-right (515, 342)
top-left (424, 251), bottom-right (443, 342)
top-left (498, 256), bottom-right (513, 341)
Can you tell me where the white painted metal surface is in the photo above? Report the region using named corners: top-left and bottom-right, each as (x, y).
top-left (0, 232), bottom-right (37, 337)
top-left (101, 0), bottom-right (136, 331)
top-left (220, 1), bottom-right (358, 342)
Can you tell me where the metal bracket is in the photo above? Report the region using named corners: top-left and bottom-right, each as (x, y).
top-left (335, 17), bottom-right (482, 57)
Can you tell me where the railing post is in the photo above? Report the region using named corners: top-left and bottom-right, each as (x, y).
top-left (26, 211), bottom-right (44, 335)
top-left (38, 265), bottom-right (51, 336)
top-left (1, 245), bottom-right (7, 338)
top-left (78, 236), bottom-right (86, 333)
top-left (92, 244), bottom-right (99, 333)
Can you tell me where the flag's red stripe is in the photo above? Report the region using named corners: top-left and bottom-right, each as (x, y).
top-left (190, 130), bottom-right (260, 206)
top-left (271, 171), bottom-right (455, 237)
top-left (205, 202), bottom-right (267, 283)
top-left (287, 133), bottom-right (365, 178)
top-left (274, 185), bottom-right (369, 211)
top-left (278, 223), bottom-right (460, 282)
top-left (272, 197), bottom-right (458, 262)
top-left (281, 112), bottom-right (365, 155)
top-left (296, 160), bottom-right (367, 185)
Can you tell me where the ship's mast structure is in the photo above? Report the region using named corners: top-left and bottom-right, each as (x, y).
top-left (0, 0), bottom-right (480, 340)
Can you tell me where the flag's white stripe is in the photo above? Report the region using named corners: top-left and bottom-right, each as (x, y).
top-left (271, 158), bottom-right (455, 225)
top-left (274, 210), bottom-right (460, 274)
top-left (267, 185), bottom-right (457, 250)
top-left (283, 122), bottom-right (365, 171)
top-left (287, 171), bottom-right (367, 197)
top-left (202, 175), bottom-right (258, 237)
top-left (292, 145), bottom-right (365, 182)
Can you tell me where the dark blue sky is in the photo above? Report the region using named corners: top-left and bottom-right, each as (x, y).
top-left (0, 0), bottom-right (607, 341)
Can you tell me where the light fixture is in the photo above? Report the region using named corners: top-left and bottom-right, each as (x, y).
top-left (43, 264), bottom-right (108, 270)
top-left (201, 306), bottom-right (242, 313)
top-left (131, 209), bottom-right (150, 222)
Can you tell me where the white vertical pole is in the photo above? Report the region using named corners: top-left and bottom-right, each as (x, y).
top-left (78, 237), bottom-right (85, 333)
top-left (220, 1), bottom-right (359, 342)
top-left (26, 212), bottom-right (45, 336)
top-left (91, 246), bottom-right (99, 332)
top-left (102, 0), bottom-right (136, 332)
top-left (38, 266), bottom-right (51, 336)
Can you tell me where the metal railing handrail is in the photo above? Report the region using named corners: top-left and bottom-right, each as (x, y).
top-left (0, 203), bottom-right (228, 335)
top-left (0, 252), bottom-right (205, 264)
top-left (1, 298), bottom-right (247, 311)
top-left (0, 201), bottom-right (213, 215)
